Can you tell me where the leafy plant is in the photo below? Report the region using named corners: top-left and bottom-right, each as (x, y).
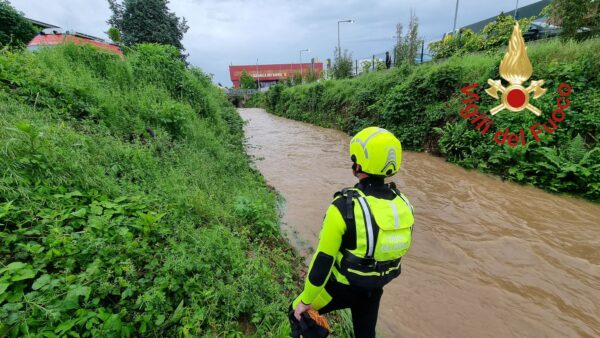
top-left (0, 0), bottom-right (37, 48)
top-left (240, 70), bottom-right (257, 89)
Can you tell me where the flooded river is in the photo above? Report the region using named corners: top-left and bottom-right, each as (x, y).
top-left (240, 108), bottom-right (600, 338)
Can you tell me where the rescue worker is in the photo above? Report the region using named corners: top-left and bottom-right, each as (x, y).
top-left (290, 127), bottom-right (414, 338)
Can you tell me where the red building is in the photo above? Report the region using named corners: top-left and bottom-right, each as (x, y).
top-left (28, 28), bottom-right (123, 58)
top-left (229, 62), bottom-right (323, 88)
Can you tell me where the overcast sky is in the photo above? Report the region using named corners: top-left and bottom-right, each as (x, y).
top-left (14, 0), bottom-right (542, 86)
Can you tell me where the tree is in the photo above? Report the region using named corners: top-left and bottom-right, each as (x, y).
top-left (0, 0), bottom-right (37, 47)
top-left (107, 26), bottom-right (121, 43)
top-left (543, 0), bottom-right (599, 38)
top-left (393, 23), bottom-right (405, 65)
top-left (107, 0), bottom-right (189, 51)
top-left (406, 11), bottom-right (421, 64)
top-left (480, 13), bottom-right (532, 50)
top-left (332, 46), bottom-right (353, 79)
top-left (428, 28), bottom-right (482, 60)
top-left (428, 14), bottom-right (531, 60)
top-left (393, 11), bottom-right (423, 65)
top-left (239, 70), bottom-right (257, 89)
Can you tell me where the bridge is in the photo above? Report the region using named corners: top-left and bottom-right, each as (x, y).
top-left (226, 88), bottom-right (260, 107)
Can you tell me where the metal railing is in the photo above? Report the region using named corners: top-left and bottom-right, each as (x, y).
top-left (227, 89), bottom-right (260, 96)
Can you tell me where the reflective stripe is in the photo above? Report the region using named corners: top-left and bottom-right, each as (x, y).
top-left (357, 197), bottom-right (375, 258)
top-left (384, 262), bottom-right (402, 275)
top-left (347, 268), bottom-right (380, 276)
top-left (389, 201), bottom-right (399, 229)
top-left (398, 193), bottom-right (414, 215)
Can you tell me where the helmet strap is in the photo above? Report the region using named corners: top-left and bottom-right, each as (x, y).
top-left (352, 163), bottom-right (361, 177)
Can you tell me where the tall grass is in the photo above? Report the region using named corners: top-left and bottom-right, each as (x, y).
top-left (0, 43), bottom-right (302, 336)
top-left (255, 38), bottom-right (600, 201)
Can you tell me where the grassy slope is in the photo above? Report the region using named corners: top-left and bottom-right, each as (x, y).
top-left (255, 38), bottom-right (600, 201)
top-left (0, 44), bottom-right (303, 337)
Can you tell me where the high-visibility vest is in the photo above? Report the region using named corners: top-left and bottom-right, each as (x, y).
top-left (335, 184), bottom-right (414, 288)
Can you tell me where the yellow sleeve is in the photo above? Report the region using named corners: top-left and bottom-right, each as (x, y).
top-left (293, 202), bottom-right (346, 307)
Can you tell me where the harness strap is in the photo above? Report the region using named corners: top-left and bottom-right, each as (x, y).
top-left (342, 250), bottom-right (401, 273)
top-left (339, 188), bottom-right (359, 220)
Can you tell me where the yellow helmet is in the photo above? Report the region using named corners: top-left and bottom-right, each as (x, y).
top-left (350, 127), bottom-right (402, 177)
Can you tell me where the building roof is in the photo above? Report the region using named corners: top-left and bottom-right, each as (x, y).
top-left (461, 0), bottom-right (551, 33)
top-left (26, 18), bottom-right (60, 29)
top-left (28, 34), bottom-right (123, 57)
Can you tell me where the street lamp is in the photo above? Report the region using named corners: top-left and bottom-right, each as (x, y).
top-left (452, 0), bottom-right (459, 33)
top-left (299, 48), bottom-right (310, 78)
top-left (337, 19), bottom-right (354, 58)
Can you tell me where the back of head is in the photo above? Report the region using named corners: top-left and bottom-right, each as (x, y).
top-left (349, 127), bottom-right (402, 177)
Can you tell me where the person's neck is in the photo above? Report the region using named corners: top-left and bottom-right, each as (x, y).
top-left (358, 175), bottom-right (385, 187)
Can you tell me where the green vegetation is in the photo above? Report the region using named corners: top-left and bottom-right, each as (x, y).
top-left (0, 0), bottom-right (37, 47)
top-left (251, 38), bottom-right (600, 201)
top-left (0, 43), bottom-right (303, 336)
top-left (107, 27), bottom-right (122, 44)
top-left (393, 11), bottom-right (422, 65)
top-left (108, 0), bottom-right (189, 52)
top-left (332, 47), bottom-right (353, 79)
top-left (240, 70), bottom-right (257, 89)
top-left (544, 0), bottom-right (599, 38)
top-left (429, 15), bottom-right (534, 60)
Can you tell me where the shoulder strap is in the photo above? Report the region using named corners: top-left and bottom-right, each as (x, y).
top-left (388, 181), bottom-right (402, 196)
top-left (333, 188), bottom-right (360, 220)
top-left (388, 182), bottom-right (414, 215)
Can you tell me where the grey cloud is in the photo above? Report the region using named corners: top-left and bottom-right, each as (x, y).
top-left (14, 0), bottom-right (541, 85)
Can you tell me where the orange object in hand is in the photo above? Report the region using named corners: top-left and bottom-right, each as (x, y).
top-left (306, 308), bottom-right (330, 332)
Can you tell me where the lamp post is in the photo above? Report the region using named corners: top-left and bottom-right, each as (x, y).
top-left (299, 48), bottom-right (309, 79)
top-left (337, 19), bottom-right (354, 58)
top-left (452, 0), bottom-right (460, 33)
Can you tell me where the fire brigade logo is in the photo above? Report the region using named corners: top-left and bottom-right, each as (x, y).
top-left (458, 22), bottom-right (571, 147)
top-left (485, 22), bottom-right (546, 116)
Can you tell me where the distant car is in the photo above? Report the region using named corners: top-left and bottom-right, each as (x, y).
top-left (523, 21), bottom-right (561, 41)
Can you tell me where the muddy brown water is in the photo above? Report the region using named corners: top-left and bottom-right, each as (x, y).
top-left (240, 108), bottom-right (600, 338)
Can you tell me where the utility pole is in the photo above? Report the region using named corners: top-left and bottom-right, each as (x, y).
top-left (514, 0), bottom-right (519, 19)
top-left (256, 58), bottom-right (260, 90)
top-left (420, 40), bottom-right (424, 64)
top-left (452, 0), bottom-right (460, 33)
top-left (372, 55), bottom-right (375, 71)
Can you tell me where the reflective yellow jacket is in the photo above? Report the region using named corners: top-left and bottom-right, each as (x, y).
top-left (293, 178), bottom-right (414, 310)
